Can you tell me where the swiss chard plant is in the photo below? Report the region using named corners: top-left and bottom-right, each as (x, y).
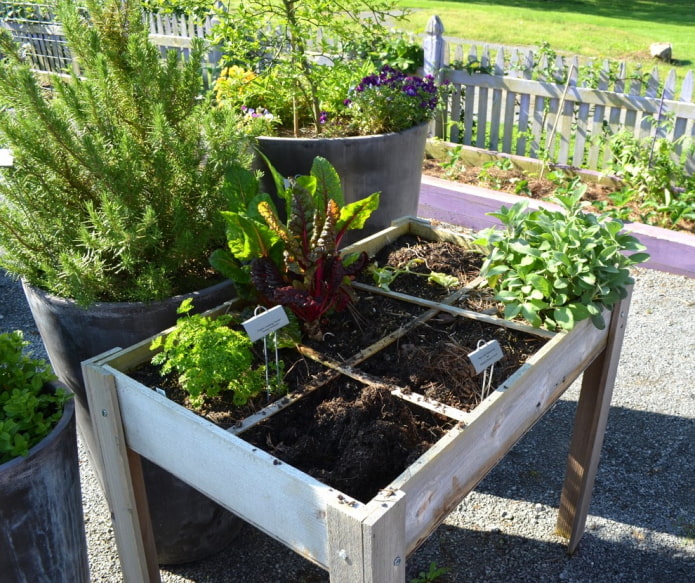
top-left (253, 157), bottom-right (379, 333)
top-left (150, 298), bottom-right (286, 409)
top-left (211, 156), bottom-right (380, 338)
top-left (474, 192), bottom-right (650, 331)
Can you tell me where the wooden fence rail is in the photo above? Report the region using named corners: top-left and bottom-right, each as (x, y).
top-left (2, 6), bottom-right (694, 174)
top-left (423, 15), bottom-right (695, 174)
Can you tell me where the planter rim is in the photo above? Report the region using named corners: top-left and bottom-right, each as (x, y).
top-left (0, 389), bottom-right (74, 472)
top-left (257, 121), bottom-right (429, 145)
top-left (20, 278), bottom-right (233, 310)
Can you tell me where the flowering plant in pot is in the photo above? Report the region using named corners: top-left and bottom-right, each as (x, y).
top-left (0, 330), bottom-right (89, 582)
top-left (210, 0), bottom-right (428, 137)
top-left (210, 0), bottom-right (444, 235)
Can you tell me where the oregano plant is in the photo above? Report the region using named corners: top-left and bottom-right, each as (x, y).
top-left (0, 330), bottom-right (65, 464)
top-left (474, 192), bottom-right (650, 331)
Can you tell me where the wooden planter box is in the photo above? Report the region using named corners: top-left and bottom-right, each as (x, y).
top-left (83, 217), bottom-right (632, 583)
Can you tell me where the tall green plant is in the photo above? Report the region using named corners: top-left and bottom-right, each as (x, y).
top-left (0, 0), bottom-right (252, 305)
top-left (211, 0), bottom-right (408, 135)
top-left (211, 156), bottom-right (380, 337)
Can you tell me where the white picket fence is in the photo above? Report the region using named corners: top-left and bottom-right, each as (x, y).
top-left (3, 6), bottom-right (694, 174)
top-left (0, 2), bottom-right (221, 83)
top-left (422, 15), bottom-right (695, 174)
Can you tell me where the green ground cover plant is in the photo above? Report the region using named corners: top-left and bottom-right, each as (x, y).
top-left (0, 330), bottom-right (65, 463)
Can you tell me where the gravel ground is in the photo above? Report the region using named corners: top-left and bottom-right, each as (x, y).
top-left (1, 266), bottom-right (693, 583)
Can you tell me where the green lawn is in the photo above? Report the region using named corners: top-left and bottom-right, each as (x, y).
top-left (396, 1), bottom-right (694, 84)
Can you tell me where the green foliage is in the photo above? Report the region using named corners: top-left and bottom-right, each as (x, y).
top-left (212, 156), bottom-right (379, 335)
top-left (150, 298), bottom-right (286, 409)
top-left (410, 561), bottom-right (450, 583)
top-left (0, 330), bottom-right (65, 464)
top-left (139, 0), bottom-right (213, 18)
top-left (0, 0), bottom-right (253, 305)
top-left (474, 192), bottom-right (650, 331)
top-left (346, 32), bottom-right (424, 75)
top-left (370, 258), bottom-right (459, 291)
top-left (210, 0), bottom-right (413, 135)
top-left (606, 132), bottom-right (695, 228)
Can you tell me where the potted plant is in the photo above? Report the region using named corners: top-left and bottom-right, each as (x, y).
top-left (0, 0), bottom-right (253, 564)
top-left (0, 330), bottom-right (89, 582)
top-left (210, 0), bottom-right (445, 235)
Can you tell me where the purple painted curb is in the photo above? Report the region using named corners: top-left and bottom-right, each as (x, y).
top-left (418, 175), bottom-right (695, 279)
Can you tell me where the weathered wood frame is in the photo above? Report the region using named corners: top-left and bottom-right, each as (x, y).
top-left (82, 217), bottom-right (632, 583)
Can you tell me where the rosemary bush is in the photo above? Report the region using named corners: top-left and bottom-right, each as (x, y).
top-left (0, 0), bottom-right (252, 305)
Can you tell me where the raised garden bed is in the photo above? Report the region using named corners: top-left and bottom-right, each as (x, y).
top-left (83, 217), bottom-right (632, 583)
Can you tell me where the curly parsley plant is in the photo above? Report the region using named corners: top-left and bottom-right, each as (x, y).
top-left (150, 299), bottom-right (285, 409)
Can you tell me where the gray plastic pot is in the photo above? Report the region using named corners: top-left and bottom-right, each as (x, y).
top-left (256, 122), bottom-right (429, 240)
top-left (22, 280), bottom-right (243, 565)
top-left (0, 396), bottom-right (90, 582)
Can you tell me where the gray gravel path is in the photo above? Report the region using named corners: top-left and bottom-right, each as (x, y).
top-left (1, 266), bottom-right (693, 583)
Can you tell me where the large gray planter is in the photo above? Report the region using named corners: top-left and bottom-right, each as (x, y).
top-left (256, 122), bottom-right (429, 239)
top-left (22, 280), bottom-right (242, 565)
top-left (0, 397), bottom-right (89, 582)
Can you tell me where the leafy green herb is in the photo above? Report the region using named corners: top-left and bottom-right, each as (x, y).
top-left (150, 299), bottom-right (286, 409)
top-left (474, 192), bottom-right (650, 331)
top-left (370, 258), bottom-right (459, 291)
top-left (212, 156), bottom-right (380, 338)
top-left (410, 561), bottom-right (450, 583)
top-left (0, 330), bottom-right (64, 464)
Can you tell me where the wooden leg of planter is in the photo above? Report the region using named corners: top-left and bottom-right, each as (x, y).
top-left (83, 357), bottom-right (161, 583)
top-left (327, 490), bottom-right (406, 583)
top-left (556, 287), bottom-right (632, 554)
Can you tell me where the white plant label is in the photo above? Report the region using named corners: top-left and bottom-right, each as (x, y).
top-left (242, 305), bottom-right (289, 342)
top-left (468, 339), bottom-right (504, 375)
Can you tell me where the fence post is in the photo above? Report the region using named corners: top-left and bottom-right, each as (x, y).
top-left (424, 15), bottom-right (446, 139)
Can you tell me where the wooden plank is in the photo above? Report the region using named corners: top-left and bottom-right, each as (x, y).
top-left (362, 490), bottom-right (406, 583)
top-left (530, 93), bottom-right (546, 158)
top-left (587, 65), bottom-right (609, 169)
top-left (492, 49), bottom-right (506, 149)
top-left (476, 85), bottom-right (489, 148)
top-left (107, 367), bottom-right (340, 567)
top-left (556, 288), bottom-right (633, 553)
top-left (82, 356), bottom-right (160, 583)
top-left (389, 314), bottom-right (610, 554)
top-left (449, 83), bottom-right (462, 143)
top-left (327, 498), bottom-right (369, 582)
top-left (463, 82), bottom-right (475, 145)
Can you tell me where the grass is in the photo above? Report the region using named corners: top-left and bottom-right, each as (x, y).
top-left (395, 1), bottom-right (695, 87)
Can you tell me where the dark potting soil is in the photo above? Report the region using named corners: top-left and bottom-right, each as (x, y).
top-left (358, 315), bottom-right (547, 411)
top-left (132, 236), bottom-right (549, 504)
top-left (241, 379), bottom-right (455, 504)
